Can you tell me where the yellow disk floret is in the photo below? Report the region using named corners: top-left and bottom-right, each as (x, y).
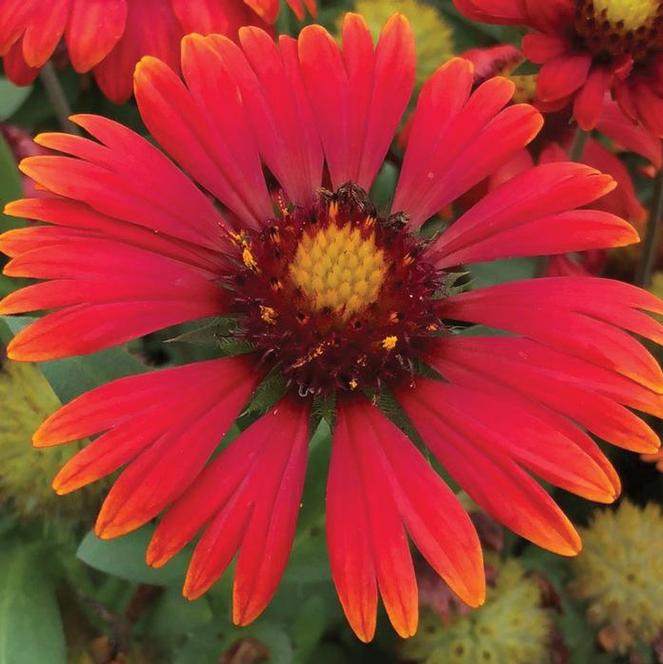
top-left (289, 221), bottom-right (388, 320)
top-left (570, 500), bottom-right (663, 654)
top-left (593, 0), bottom-right (660, 29)
top-left (402, 559), bottom-right (551, 664)
top-left (0, 359), bottom-right (98, 523)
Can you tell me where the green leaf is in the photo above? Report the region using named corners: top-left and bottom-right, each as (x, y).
top-left (0, 541), bottom-right (66, 664)
top-left (470, 257), bottom-right (537, 288)
top-left (1, 316), bottom-right (145, 401)
top-left (77, 525), bottom-right (190, 587)
top-left (146, 589), bottom-right (213, 642)
top-left (0, 78), bottom-right (32, 120)
top-left (0, 131), bottom-right (24, 252)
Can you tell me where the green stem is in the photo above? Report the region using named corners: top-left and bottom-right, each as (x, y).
top-left (38, 62), bottom-right (80, 135)
top-left (635, 168), bottom-right (663, 287)
top-left (569, 126), bottom-right (589, 162)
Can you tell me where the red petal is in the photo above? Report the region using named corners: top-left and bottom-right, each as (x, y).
top-left (94, 361), bottom-right (258, 538)
top-left (428, 162), bottom-right (634, 265)
top-left (537, 54), bottom-right (591, 102)
top-left (522, 32), bottom-right (569, 63)
top-left (444, 277), bottom-right (663, 392)
top-left (65, 0), bottom-right (126, 72)
top-left (92, 0), bottom-right (181, 103)
top-left (161, 400), bottom-right (309, 627)
top-left (396, 70), bottom-right (542, 226)
top-left (21, 0), bottom-right (70, 67)
top-left (235, 27), bottom-right (323, 204)
top-left (452, 0), bottom-right (529, 24)
top-left (400, 380), bottom-right (582, 555)
top-left (329, 400), bottom-right (417, 640)
top-left (6, 274), bottom-right (220, 361)
top-left (367, 404), bottom-right (485, 607)
top-left (573, 66), bottom-right (611, 131)
top-left (0, 0), bottom-right (34, 55)
top-left (597, 100), bottom-right (662, 169)
top-left (356, 13), bottom-right (415, 189)
top-left (421, 363), bottom-right (618, 502)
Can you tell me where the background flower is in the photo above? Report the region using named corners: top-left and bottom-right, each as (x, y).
top-left (0, 0), bottom-right (316, 102)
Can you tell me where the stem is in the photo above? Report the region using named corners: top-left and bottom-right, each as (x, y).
top-left (635, 168), bottom-right (663, 287)
top-left (38, 62), bottom-right (80, 134)
top-left (568, 126), bottom-right (589, 162)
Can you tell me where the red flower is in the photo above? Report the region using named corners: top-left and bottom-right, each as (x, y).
top-left (0, 0), bottom-right (316, 102)
top-left (454, 0), bottom-right (663, 135)
top-left (2, 16), bottom-right (662, 641)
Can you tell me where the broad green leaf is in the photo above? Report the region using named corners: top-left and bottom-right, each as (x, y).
top-left (1, 316), bottom-right (145, 401)
top-left (0, 541), bottom-right (66, 664)
top-left (0, 78), bottom-right (32, 120)
top-left (77, 526), bottom-right (190, 587)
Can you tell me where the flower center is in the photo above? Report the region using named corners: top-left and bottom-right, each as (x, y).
top-left (289, 206), bottom-right (387, 321)
top-left (227, 185), bottom-right (445, 396)
top-left (575, 0), bottom-right (663, 61)
top-left (593, 0), bottom-right (659, 29)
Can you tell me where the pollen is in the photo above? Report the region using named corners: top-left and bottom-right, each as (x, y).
top-left (382, 335), bottom-right (398, 351)
top-left (289, 220), bottom-right (388, 320)
top-left (592, 0), bottom-right (660, 30)
top-left (575, 0), bottom-right (663, 60)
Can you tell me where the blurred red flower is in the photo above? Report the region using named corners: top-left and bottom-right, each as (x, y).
top-left (454, 0), bottom-right (663, 135)
top-left (0, 0), bottom-right (316, 102)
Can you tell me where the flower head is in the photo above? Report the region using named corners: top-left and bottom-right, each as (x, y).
top-left (1, 15), bottom-right (662, 641)
top-left (0, 355), bottom-right (97, 522)
top-left (454, 0), bottom-right (663, 134)
top-left (402, 559), bottom-right (552, 664)
top-left (570, 501), bottom-right (663, 654)
top-left (0, 0), bottom-right (316, 102)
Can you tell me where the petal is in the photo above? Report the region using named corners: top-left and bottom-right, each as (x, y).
top-left (364, 403), bottom-right (485, 607)
top-left (92, 0), bottom-right (181, 103)
top-left (21, 0), bottom-right (71, 67)
top-left (421, 359), bottom-right (619, 502)
top-left (443, 277), bottom-right (663, 393)
top-left (452, 0), bottom-right (530, 24)
top-left (6, 300), bottom-right (222, 361)
top-left (2, 200), bottom-right (221, 271)
top-left (150, 399), bottom-right (309, 628)
top-left (632, 81), bottom-right (663, 138)
top-left (429, 162), bottom-right (631, 266)
top-left (94, 360), bottom-right (259, 538)
top-left (0, 0), bottom-right (35, 55)
top-left (230, 27), bottom-right (322, 204)
top-left (522, 32), bottom-right (569, 63)
top-left (396, 68), bottom-right (542, 226)
top-left (27, 117), bottom-right (229, 250)
top-left (573, 66), bottom-right (611, 131)
top-left (393, 57), bottom-right (474, 222)
top-left (433, 335), bottom-right (661, 453)
top-left (356, 13), bottom-right (415, 189)
top-left (400, 379), bottom-right (582, 555)
top-left (65, 0), bottom-right (127, 72)
top-left (597, 99), bottom-right (662, 169)
top-left (172, 0), bottom-right (265, 37)
top-left (34, 359), bottom-right (242, 445)
top-left (329, 400), bottom-right (417, 640)
top-left (536, 53), bottom-right (591, 102)
top-left (2, 39), bottom-right (40, 85)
